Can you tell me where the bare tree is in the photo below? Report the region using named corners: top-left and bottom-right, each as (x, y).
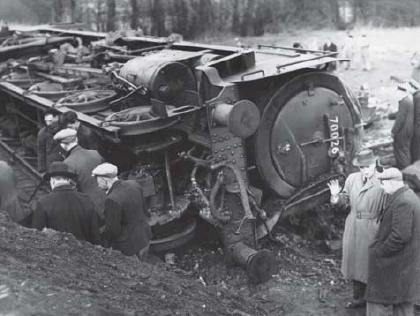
top-left (53, 0), bottom-right (64, 22)
top-left (130, 0), bottom-right (139, 30)
top-left (70, 0), bottom-right (77, 22)
top-left (106, 0), bottom-right (116, 31)
top-left (232, 0), bottom-right (240, 33)
top-left (151, 0), bottom-right (165, 36)
top-left (240, 0), bottom-right (255, 36)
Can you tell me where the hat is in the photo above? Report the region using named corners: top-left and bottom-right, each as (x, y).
top-left (92, 163), bottom-right (118, 178)
top-left (53, 128), bottom-right (77, 144)
top-left (62, 111), bottom-right (78, 124)
top-left (43, 162), bottom-right (76, 181)
top-left (352, 149), bottom-right (377, 167)
top-left (377, 167), bottom-right (403, 182)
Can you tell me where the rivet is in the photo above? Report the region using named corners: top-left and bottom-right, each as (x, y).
top-left (212, 140), bottom-right (217, 143)
top-left (225, 136), bottom-right (230, 140)
top-left (227, 146), bottom-right (231, 150)
top-left (240, 155), bottom-right (244, 158)
top-left (221, 148), bottom-right (225, 152)
top-left (218, 137), bottom-right (224, 142)
top-left (233, 144), bottom-right (238, 148)
top-left (232, 160), bottom-right (236, 163)
top-left (231, 151), bottom-right (235, 155)
top-left (213, 133), bottom-right (218, 137)
top-left (213, 150), bottom-right (218, 153)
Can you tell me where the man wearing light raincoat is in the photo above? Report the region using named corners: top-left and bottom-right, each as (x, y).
top-left (328, 149), bottom-right (385, 309)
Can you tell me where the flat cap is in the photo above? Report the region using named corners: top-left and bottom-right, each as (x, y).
top-left (92, 163), bottom-right (118, 178)
top-left (377, 167), bottom-right (403, 181)
top-left (53, 128), bottom-right (77, 144)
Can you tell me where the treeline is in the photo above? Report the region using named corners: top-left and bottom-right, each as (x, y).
top-left (1, 0), bottom-right (420, 39)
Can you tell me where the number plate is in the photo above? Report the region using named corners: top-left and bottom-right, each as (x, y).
top-left (327, 114), bottom-right (340, 157)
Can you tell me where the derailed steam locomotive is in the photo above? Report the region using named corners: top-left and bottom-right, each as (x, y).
top-left (0, 27), bottom-right (363, 284)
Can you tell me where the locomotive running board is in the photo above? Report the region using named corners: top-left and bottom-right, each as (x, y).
top-left (256, 173), bottom-right (345, 239)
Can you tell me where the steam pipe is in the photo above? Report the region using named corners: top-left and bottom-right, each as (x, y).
top-left (209, 172), bottom-right (230, 223)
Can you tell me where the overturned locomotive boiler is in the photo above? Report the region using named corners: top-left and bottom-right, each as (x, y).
top-left (0, 27), bottom-right (363, 284)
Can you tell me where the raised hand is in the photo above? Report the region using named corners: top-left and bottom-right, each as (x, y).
top-left (327, 179), bottom-right (341, 196)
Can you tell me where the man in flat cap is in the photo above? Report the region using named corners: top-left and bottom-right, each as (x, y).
top-left (92, 163), bottom-right (152, 261)
top-left (54, 128), bottom-right (106, 221)
top-left (365, 168), bottom-right (420, 316)
top-left (60, 111), bottom-right (99, 150)
top-left (32, 162), bottom-right (100, 244)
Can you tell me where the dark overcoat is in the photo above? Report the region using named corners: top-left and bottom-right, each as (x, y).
top-left (365, 186), bottom-right (420, 304)
top-left (32, 184), bottom-right (100, 244)
top-left (102, 180), bottom-right (152, 256)
top-left (0, 160), bottom-right (29, 223)
top-left (77, 125), bottom-right (99, 151)
top-left (64, 145), bottom-right (106, 219)
top-left (37, 124), bottom-right (63, 173)
top-left (323, 42), bottom-right (338, 71)
top-left (411, 91), bottom-right (420, 161)
top-left (392, 95), bottom-right (414, 168)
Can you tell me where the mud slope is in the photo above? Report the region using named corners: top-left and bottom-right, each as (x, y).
top-left (0, 211), bottom-right (269, 316)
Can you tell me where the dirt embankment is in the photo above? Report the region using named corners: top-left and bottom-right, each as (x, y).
top-left (0, 211), bottom-right (272, 316)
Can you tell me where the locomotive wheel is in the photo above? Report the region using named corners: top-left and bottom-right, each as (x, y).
top-left (255, 72), bottom-right (362, 197)
top-left (150, 217), bottom-right (197, 253)
top-left (104, 106), bottom-right (179, 135)
top-left (55, 90), bottom-right (116, 113)
top-left (2, 72), bottom-right (43, 89)
top-left (29, 81), bottom-right (101, 102)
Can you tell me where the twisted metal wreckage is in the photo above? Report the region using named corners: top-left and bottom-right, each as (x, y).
top-left (0, 26), bottom-right (364, 284)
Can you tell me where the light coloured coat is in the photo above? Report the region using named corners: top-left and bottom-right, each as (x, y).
top-left (336, 171), bottom-right (385, 283)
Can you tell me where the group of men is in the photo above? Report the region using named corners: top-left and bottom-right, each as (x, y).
top-left (329, 149), bottom-right (420, 315)
top-left (32, 109), bottom-right (152, 261)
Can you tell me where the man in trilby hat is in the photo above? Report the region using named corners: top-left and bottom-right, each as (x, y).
top-left (328, 149), bottom-right (385, 309)
top-left (365, 168), bottom-right (420, 316)
top-left (32, 161), bottom-right (100, 244)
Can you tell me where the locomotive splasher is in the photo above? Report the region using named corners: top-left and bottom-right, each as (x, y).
top-left (0, 27), bottom-right (363, 284)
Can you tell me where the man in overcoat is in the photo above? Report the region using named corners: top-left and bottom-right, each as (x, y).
top-left (37, 109), bottom-right (63, 173)
top-left (392, 95), bottom-right (414, 169)
top-left (411, 91), bottom-right (420, 162)
top-left (54, 128), bottom-right (106, 220)
top-left (323, 38), bottom-right (338, 71)
top-left (92, 163), bottom-right (152, 261)
top-left (365, 168), bottom-right (420, 316)
top-left (32, 161), bottom-right (100, 244)
top-left (328, 149), bottom-right (385, 308)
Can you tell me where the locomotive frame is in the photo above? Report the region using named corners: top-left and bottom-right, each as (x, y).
top-left (0, 27), bottom-right (363, 284)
